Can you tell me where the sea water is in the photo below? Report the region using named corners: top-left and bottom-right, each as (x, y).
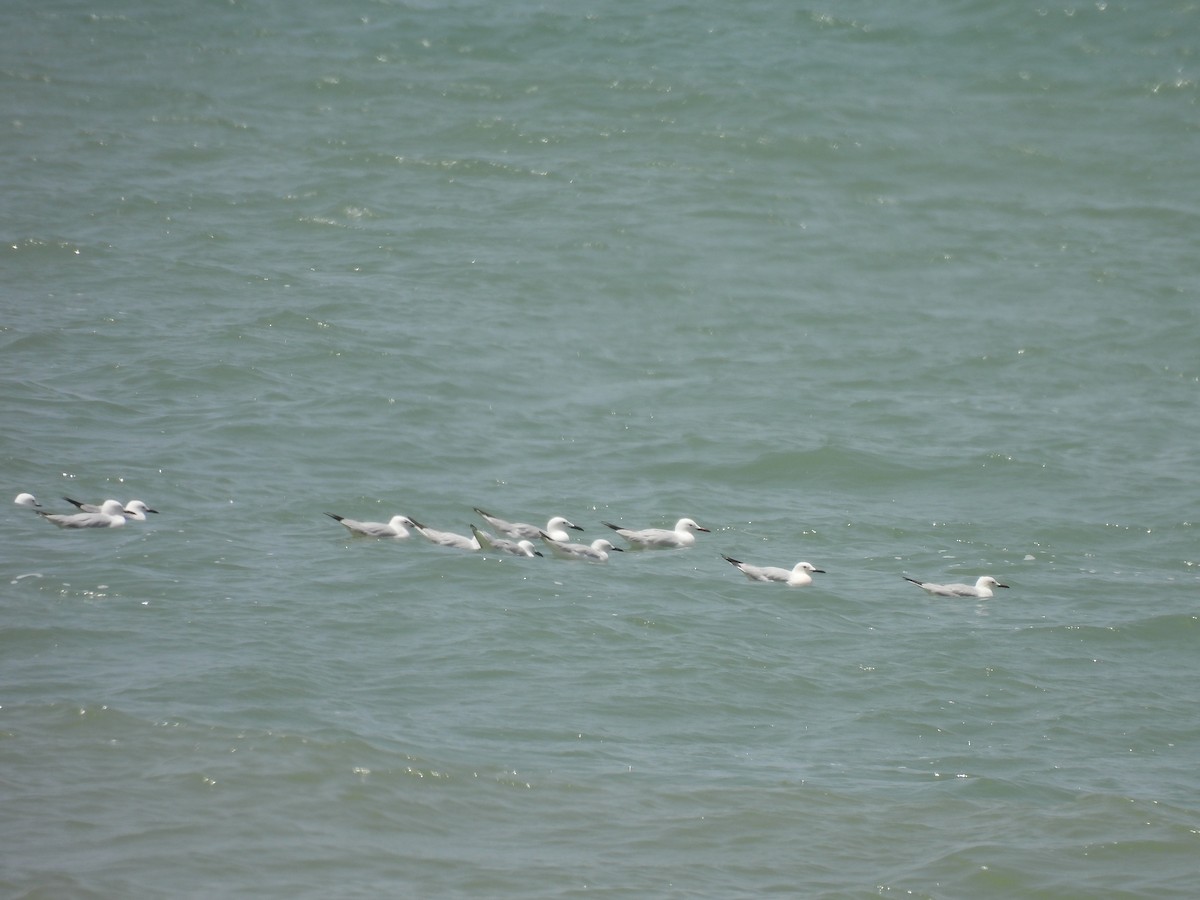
top-left (2, 1), bottom-right (1198, 897)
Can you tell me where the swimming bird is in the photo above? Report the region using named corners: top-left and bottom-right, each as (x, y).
top-left (14, 493), bottom-right (41, 509)
top-left (470, 525), bottom-right (542, 557)
top-left (325, 512), bottom-right (415, 538)
top-left (473, 508), bottom-right (583, 542)
top-left (603, 517), bottom-right (710, 549)
top-left (64, 497), bottom-right (158, 518)
top-left (63, 496), bottom-right (118, 513)
top-left (122, 500), bottom-right (159, 520)
top-left (38, 498), bottom-right (128, 529)
top-left (410, 519), bottom-right (481, 551)
top-left (903, 575), bottom-right (1009, 598)
top-left (541, 533), bottom-right (623, 562)
top-left (722, 555), bottom-right (825, 587)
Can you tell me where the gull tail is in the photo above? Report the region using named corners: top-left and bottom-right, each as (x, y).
top-left (325, 513), bottom-right (345, 522)
top-left (902, 576), bottom-right (923, 586)
top-left (721, 555), bottom-right (742, 567)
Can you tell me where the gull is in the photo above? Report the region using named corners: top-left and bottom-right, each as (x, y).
top-left (62, 496), bottom-right (122, 513)
top-left (722, 555), bottom-right (825, 587)
top-left (603, 517), bottom-right (710, 549)
top-left (470, 525), bottom-right (542, 557)
top-left (411, 519), bottom-right (481, 551)
top-left (64, 496), bottom-right (158, 518)
top-left (38, 498), bottom-right (128, 529)
top-left (14, 493), bottom-right (41, 509)
top-left (473, 508), bottom-right (583, 542)
top-left (325, 512), bottom-right (415, 538)
top-left (123, 500), bottom-right (158, 521)
top-left (541, 533), bottom-right (623, 562)
top-left (903, 575), bottom-right (1010, 598)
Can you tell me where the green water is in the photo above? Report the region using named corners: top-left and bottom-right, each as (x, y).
top-left (2, 1), bottom-right (1198, 896)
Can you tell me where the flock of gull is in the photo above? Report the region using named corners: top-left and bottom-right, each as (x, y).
top-left (15, 492), bottom-right (158, 527)
top-left (15, 492), bottom-right (1012, 598)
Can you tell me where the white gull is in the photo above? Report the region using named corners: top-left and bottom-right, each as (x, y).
top-left (123, 500), bottom-right (158, 520)
top-left (470, 525), bottom-right (542, 557)
top-left (38, 498), bottom-right (128, 529)
top-left (473, 508), bottom-right (583, 542)
top-left (541, 534), bottom-right (623, 562)
top-left (64, 496), bottom-right (159, 519)
top-left (903, 575), bottom-right (1009, 598)
top-left (14, 493), bottom-right (41, 509)
top-left (326, 512), bottom-right (415, 538)
top-left (64, 496), bottom-right (121, 513)
top-left (722, 555), bottom-right (825, 587)
top-left (411, 519), bottom-right (481, 551)
top-left (603, 517), bottom-right (710, 549)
